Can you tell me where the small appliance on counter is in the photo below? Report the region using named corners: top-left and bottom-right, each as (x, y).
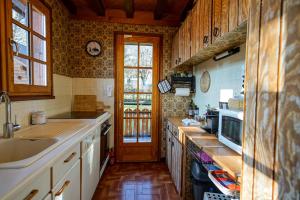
top-left (31, 111), bottom-right (47, 125)
top-left (201, 105), bottom-right (219, 134)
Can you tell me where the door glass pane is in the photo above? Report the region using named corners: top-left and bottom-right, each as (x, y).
top-left (124, 69), bottom-right (138, 92)
top-left (12, 0), bottom-right (28, 26)
top-left (138, 119), bottom-right (151, 143)
top-left (32, 6), bottom-right (46, 37)
top-left (33, 62), bottom-right (47, 86)
top-left (140, 43), bottom-right (153, 67)
top-left (14, 56), bottom-right (30, 84)
top-left (12, 24), bottom-right (29, 55)
top-left (123, 94), bottom-right (137, 117)
top-left (139, 69), bottom-right (152, 92)
top-left (123, 119), bottom-right (137, 143)
top-left (33, 35), bottom-right (46, 61)
top-left (139, 94), bottom-right (152, 117)
top-left (124, 43), bottom-right (138, 67)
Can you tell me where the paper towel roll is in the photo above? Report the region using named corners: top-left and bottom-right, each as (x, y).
top-left (175, 88), bottom-right (190, 96)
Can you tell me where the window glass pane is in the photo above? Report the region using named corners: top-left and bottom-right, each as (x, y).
top-left (123, 119), bottom-right (137, 143)
top-left (12, 0), bottom-right (28, 26)
top-left (124, 69), bottom-right (138, 92)
top-left (140, 44), bottom-right (153, 67)
top-left (138, 119), bottom-right (151, 143)
top-left (139, 69), bottom-right (152, 92)
top-left (123, 94), bottom-right (137, 117)
top-left (14, 56), bottom-right (30, 84)
top-left (33, 62), bottom-right (47, 86)
top-left (139, 94), bottom-right (152, 117)
top-left (33, 35), bottom-right (46, 61)
top-left (32, 6), bottom-right (46, 37)
top-left (124, 43), bottom-right (138, 67)
top-left (12, 24), bottom-right (29, 55)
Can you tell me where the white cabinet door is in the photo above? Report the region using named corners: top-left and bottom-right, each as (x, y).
top-left (166, 129), bottom-right (172, 172)
top-left (82, 127), bottom-right (101, 200)
top-left (53, 160), bottom-right (80, 200)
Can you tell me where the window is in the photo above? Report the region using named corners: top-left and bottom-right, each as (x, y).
top-left (2, 0), bottom-right (52, 99)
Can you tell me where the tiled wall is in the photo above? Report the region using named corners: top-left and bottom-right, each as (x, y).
top-left (193, 44), bottom-right (246, 114)
top-left (68, 21), bottom-right (192, 157)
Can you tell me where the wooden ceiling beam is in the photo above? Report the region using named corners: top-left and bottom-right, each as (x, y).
top-left (60, 0), bottom-right (77, 15)
top-left (154, 0), bottom-right (167, 20)
top-left (124, 0), bottom-right (134, 18)
top-left (91, 0), bottom-right (105, 16)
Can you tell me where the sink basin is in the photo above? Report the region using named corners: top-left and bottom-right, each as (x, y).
top-left (0, 138), bottom-right (58, 169)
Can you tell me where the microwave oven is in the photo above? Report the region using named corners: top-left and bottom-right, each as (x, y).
top-left (218, 109), bottom-right (243, 155)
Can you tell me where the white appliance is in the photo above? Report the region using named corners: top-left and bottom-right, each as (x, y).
top-left (218, 109), bottom-right (243, 155)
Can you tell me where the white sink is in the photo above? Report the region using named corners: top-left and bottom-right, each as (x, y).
top-left (0, 138), bottom-right (58, 169)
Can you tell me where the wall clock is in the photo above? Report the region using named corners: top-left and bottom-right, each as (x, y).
top-left (200, 70), bottom-right (211, 93)
top-left (86, 40), bottom-right (102, 57)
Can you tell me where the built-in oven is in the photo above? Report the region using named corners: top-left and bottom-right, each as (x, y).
top-left (100, 119), bottom-right (112, 170)
top-left (218, 109), bottom-right (243, 155)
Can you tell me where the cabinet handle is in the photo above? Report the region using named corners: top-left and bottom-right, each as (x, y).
top-left (24, 189), bottom-right (39, 200)
top-left (55, 180), bottom-right (70, 197)
top-left (213, 27), bottom-right (220, 37)
top-left (203, 36), bottom-right (209, 45)
top-left (64, 152), bottom-right (76, 163)
top-left (168, 138), bottom-right (171, 142)
top-left (178, 57), bottom-right (181, 63)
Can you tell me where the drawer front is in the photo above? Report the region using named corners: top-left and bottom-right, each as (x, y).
top-left (53, 160), bottom-right (80, 200)
top-left (8, 168), bottom-right (51, 200)
top-left (52, 143), bottom-right (80, 187)
top-left (167, 121), bottom-right (173, 132)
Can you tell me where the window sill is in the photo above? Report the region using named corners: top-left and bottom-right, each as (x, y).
top-left (10, 95), bottom-right (55, 102)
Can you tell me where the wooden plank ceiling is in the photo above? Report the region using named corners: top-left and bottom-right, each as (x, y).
top-left (60, 0), bottom-right (193, 26)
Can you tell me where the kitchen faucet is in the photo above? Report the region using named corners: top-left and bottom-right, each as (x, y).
top-left (0, 91), bottom-right (21, 138)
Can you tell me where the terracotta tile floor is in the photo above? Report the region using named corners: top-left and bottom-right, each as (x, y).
top-left (92, 162), bottom-right (180, 200)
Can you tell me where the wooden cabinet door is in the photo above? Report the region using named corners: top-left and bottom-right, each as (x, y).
top-left (178, 24), bottom-right (184, 65)
top-left (202, 0), bottom-right (212, 47)
top-left (166, 129), bottom-right (172, 172)
top-left (171, 137), bottom-right (182, 194)
top-left (184, 15), bottom-right (191, 62)
top-left (221, 0), bottom-right (229, 36)
top-left (212, 0), bottom-right (222, 42)
top-left (53, 160), bottom-right (81, 200)
top-left (229, 0), bottom-right (238, 31)
top-left (191, 0), bottom-right (201, 57)
top-left (238, 0), bottom-right (248, 25)
top-left (171, 31), bottom-right (179, 68)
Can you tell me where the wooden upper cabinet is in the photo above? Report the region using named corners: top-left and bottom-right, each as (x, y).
top-left (171, 31), bottom-right (179, 68)
top-left (212, 0), bottom-right (222, 42)
top-left (238, 0), bottom-right (248, 25)
top-left (203, 0), bottom-right (212, 47)
top-left (221, 0), bottom-right (229, 36)
top-left (229, 0), bottom-right (239, 31)
top-left (191, 0), bottom-right (201, 57)
top-left (178, 14), bottom-right (191, 64)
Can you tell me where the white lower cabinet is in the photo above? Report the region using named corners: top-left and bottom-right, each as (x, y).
top-left (53, 160), bottom-right (81, 200)
top-left (166, 129), bottom-right (172, 171)
top-left (81, 127), bottom-right (101, 200)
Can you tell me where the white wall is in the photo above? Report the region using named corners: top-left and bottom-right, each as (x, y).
top-left (0, 74), bottom-right (73, 134)
top-left (72, 78), bottom-right (115, 148)
top-left (193, 44), bottom-right (246, 114)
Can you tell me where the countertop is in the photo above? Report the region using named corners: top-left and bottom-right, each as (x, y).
top-left (48, 111), bottom-right (106, 119)
top-left (0, 112), bottom-right (111, 199)
top-left (168, 117), bottom-right (242, 179)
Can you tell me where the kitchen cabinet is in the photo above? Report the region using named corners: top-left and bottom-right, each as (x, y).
top-left (212, 0), bottom-right (222, 42)
top-left (178, 14), bottom-right (191, 64)
top-left (171, 31), bottom-right (179, 68)
top-left (53, 160), bottom-right (81, 200)
top-left (166, 122), bottom-right (182, 195)
top-left (81, 127), bottom-right (101, 200)
top-left (190, 0), bottom-right (201, 56)
top-left (238, 0), bottom-right (248, 25)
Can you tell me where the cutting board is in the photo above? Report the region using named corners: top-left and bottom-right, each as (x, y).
top-left (73, 95), bottom-right (97, 112)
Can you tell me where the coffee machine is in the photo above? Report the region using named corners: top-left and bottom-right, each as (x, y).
top-left (201, 106), bottom-right (219, 134)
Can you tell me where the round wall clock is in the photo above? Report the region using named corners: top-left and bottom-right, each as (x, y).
top-left (200, 70), bottom-right (211, 93)
top-left (86, 40), bottom-right (102, 57)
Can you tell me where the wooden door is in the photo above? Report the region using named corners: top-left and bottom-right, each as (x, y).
top-left (115, 34), bottom-right (160, 162)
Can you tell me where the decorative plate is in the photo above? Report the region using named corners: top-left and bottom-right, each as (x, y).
top-left (200, 70), bottom-right (211, 93)
top-left (86, 40), bottom-right (101, 57)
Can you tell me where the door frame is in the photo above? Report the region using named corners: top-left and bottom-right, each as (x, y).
top-left (114, 32), bottom-right (163, 162)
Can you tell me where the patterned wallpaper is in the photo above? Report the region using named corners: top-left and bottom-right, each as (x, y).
top-left (66, 20), bottom-right (192, 157)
